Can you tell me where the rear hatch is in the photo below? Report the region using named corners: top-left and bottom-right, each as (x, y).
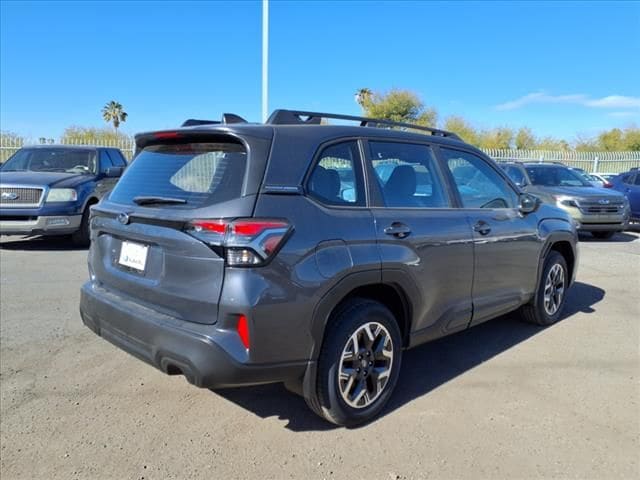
top-left (89, 130), bottom-right (271, 325)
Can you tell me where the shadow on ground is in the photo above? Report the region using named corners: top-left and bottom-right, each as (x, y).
top-left (216, 281), bottom-right (604, 432)
top-left (0, 235), bottom-right (87, 251)
top-left (578, 231), bottom-right (639, 243)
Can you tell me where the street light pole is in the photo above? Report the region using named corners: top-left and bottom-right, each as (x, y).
top-left (262, 0), bottom-right (269, 123)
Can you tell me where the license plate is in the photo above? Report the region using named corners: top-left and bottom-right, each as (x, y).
top-left (118, 241), bottom-right (149, 271)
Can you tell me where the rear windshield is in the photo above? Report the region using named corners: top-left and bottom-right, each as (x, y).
top-left (108, 142), bottom-right (247, 208)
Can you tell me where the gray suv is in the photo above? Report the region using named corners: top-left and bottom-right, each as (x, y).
top-left (499, 161), bottom-right (629, 239)
top-left (80, 110), bottom-right (578, 426)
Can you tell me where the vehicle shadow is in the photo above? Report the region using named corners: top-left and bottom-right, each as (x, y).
top-left (0, 235), bottom-right (87, 251)
top-left (578, 231), bottom-right (638, 243)
top-left (215, 281), bottom-right (604, 432)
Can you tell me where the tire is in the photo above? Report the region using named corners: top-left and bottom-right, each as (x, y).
top-left (520, 251), bottom-right (568, 326)
top-left (591, 231), bottom-right (615, 239)
top-left (305, 298), bottom-right (402, 427)
top-left (71, 207), bottom-right (92, 247)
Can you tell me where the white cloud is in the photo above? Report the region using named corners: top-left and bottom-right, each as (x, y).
top-left (585, 96), bottom-right (640, 109)
top-left (607, 111), bottom-right (640, 118)
top-left (495, 91), bottom-right (640, 111)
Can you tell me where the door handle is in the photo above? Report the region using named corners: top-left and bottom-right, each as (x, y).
top-left (384, 222), bottom-right (412, 238)
top-left (473, 221), bottom-right (492, 236)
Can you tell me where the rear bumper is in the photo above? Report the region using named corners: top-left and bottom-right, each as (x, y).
top-left (80, 282), bottom-right (307, 389)
top-left (0, 214), bottom-right (82, 235)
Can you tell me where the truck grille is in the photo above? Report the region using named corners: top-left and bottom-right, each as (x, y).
top-left (0, 186), bottom-right (44, 207)
top-left (578, 200), bottom-right (624, 215)
top-left (582, 206), bottom-right (621, 214)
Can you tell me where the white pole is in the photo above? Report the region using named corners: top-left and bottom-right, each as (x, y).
top-left (262, 0), bottom-right (269, 123)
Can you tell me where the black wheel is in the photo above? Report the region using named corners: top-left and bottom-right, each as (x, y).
top-left (305, 298), bottom-right (402, 427)
top-left (520, 251), bottom-right (568, 326)
top-left (591, 231), bottom-right (615, 239)
top-left (71, 207), bottom-right (92, 247)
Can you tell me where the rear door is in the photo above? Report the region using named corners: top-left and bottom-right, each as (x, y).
top-left (365, 140), bottom-right (475, 341)
top-left (438, 147), bottom-right (542, 325)
top-left (90, 133), bottom-right (270, 325)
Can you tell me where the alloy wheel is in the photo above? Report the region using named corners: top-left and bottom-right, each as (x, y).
top-left (543, 263), bottom-right (565, 316)
top-left (338, 322), bottom-right (394, 409)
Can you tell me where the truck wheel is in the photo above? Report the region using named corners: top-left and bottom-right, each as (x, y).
top-left (71, 207), bottom-right (91, 247)
top-left (591, 231), bottom-right (615, 239)
top-left (305, 298), bottom-right (402, 426)
top-left (520, 251), bottom-right (568, 326)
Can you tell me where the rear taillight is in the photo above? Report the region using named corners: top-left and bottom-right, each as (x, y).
top-left (604, 182), bottom-right (613, 188)
top-left (186, 218), bottom-right (292, 266)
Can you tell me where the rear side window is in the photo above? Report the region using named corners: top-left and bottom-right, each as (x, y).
top-left (109, 149), bottom-right (127, 167)
top-left (501, 165), bottom-right (526, 186)
top-left (634, 175), bottom-right (640, 186)
top-left (441, 148), bottom-right (517, 209)
top-left (368, 142), bottom-right (449, 208)
top-left (108, 142), bottom-right (247, 208)
top-left (307, 141), bottom-right (364, 206)
top-left (100, 150), bottom-right (114, 170)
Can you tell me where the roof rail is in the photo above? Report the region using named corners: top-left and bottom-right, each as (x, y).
top-left (266, 109), bottom-right (462, 141)
top-left (181, 113), bottom-right (248, 127)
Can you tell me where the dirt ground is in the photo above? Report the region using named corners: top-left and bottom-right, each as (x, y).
top-left (1, 232), bottom-right (639, 479)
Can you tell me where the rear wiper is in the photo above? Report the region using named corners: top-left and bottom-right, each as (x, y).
top-left (133, 196), bottom-right (187, 206)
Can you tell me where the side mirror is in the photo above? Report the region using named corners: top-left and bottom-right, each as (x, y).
top-left (105, 166), bottom-right (124, 178)
top-left (519, 193), bottom-right (539, 214)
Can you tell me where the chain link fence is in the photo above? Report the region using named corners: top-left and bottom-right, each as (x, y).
top-left (1, 136), bottom-right (639, 173)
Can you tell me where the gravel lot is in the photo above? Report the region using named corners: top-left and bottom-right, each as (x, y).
top-left (1, 231), bottom-right (639, 479)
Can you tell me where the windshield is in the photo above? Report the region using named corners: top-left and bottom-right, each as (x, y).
top-left (108, 142), bottom-right (247, 208)
top-left (1, 148), bottom-right (97, 174)
top-left (525, 166), bottom-right (592, 187)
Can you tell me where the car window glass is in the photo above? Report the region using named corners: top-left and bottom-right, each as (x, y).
top-left (634, 175), bottom-right (640, 186)
top-left (100, 150), bottom-right (114, 170)
top-left (1, 148), bottom-right (97, 174)
top-left (109, 150), bottom-right (127, 167)
top-left (502, 165), bottom-right (526, 185)
top-left (441, 148), bottom-right (517, 209)
top-left (367, 142), bottom-right (449, 208)
top-left (109, 142), bottom-right (247, 208)
top-left (307, 141), bottom-right (364, 206)
top-left (526, 166), bottom-right (591, 187)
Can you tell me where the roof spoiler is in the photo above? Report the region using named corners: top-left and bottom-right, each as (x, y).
top-left (181, 113), bottom-right (248, 127)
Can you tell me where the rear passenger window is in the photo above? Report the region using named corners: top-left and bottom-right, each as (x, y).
top-left (109, 149), bottom-right (127, 167)
top-left (307, 141), bottom-right (364, 206)
top-left (441, 148), bottom-right (517, 209)
top-left (100, 150), bottom-right (114, 170)
top-left (502, 165), bottom-right (526, 186)
top-left (634, 175), bottom-right (640, 186)
top-left (368, 142), bottom-right (449, 208)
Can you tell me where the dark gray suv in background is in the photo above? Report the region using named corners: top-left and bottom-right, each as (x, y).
top-left (80, 110), bottom-right (578, 426)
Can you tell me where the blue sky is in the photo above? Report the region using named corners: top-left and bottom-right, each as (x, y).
top-left (1, 0), bottom-right (639, 142)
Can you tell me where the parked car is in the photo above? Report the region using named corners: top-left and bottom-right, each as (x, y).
top-left (0, 145), bottom-right (127, 245)
top-left (500, 161), bottom-right (629, 239)
top-left (609, 168), bottom-right (640, 221)
top-left (80, 110), bottom-right (578, 426)
top-left (568, 167), bottom-right (607, 188)
top-left (588, 173), bottom-right (614, 188)
top-left (593, 172), bottom-right (618, 182)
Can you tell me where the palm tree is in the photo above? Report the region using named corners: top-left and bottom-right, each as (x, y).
top-left (354, 88), bottom-right (373, 108)
top-left (102, 101), bottom-right (128, 132)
